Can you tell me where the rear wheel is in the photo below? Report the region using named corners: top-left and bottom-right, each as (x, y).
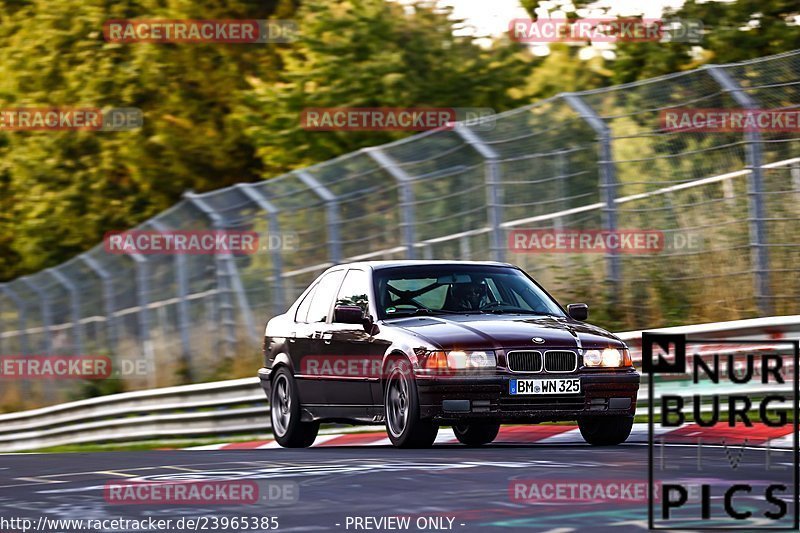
top-left (271, 368), bottom-right (319, 448)
top-left (384, 359), bottom-right (438, 448)
top-left (578, 415), bottom-right (633, 445)
top-left (453, 421), bottom-right (500, 446)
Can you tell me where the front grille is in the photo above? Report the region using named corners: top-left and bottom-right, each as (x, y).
top-left (507, 350), bottom-right (543, 372)
top-left (544, 350), bottom-right (578, 372)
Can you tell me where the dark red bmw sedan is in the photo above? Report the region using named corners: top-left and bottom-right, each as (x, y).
top-left (258, 261), bottom-right (640, 448)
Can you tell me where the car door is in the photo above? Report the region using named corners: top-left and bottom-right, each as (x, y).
top-left (323, 268), bottom-right (383, 407)
top-left (292, 269), bottom-right (345, 405)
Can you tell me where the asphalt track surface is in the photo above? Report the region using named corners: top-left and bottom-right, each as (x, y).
top-left (0, 441), bottom-right (796, 533)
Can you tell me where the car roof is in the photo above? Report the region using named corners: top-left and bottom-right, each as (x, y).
top-left (328, 260), bottom-right (516, 271)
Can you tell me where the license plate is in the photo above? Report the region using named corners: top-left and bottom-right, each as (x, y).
top-left (509, 378), bottom-right (580, 395)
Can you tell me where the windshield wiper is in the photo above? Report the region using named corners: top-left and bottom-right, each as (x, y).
top-left (387, 308), bottom-right (480, 318)
top-left (481, 307), bottom-right (557, 315)
top-left (386, 308), bottom-right (446, 318)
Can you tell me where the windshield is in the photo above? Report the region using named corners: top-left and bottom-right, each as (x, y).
top-left (373, 265), bottom-right (566, 319)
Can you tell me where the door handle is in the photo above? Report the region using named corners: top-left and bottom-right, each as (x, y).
top-left (321, 332), bottom-right (333, 344)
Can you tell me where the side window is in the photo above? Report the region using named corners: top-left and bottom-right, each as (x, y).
top-left (335, 269), bottom-right (370, 314)
top-left (306, 270), bottom-right (345, 323)
top-left (294, 285), bottom-right (317, 323)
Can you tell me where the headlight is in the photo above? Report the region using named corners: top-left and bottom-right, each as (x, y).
top-left (423, 350), bottom-right (496, 371)
top-left (584, 348), bottom-right (632, 368)
top-left (584, 349), bottom-right (602, 367)
top-left (602, 348), bottom-right (622, 367)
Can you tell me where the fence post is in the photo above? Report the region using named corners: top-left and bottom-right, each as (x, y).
top-left (46, 268), bottom-right (83, 356)
top-left (128, 252), bottom-right (156, 387)
top-left (184, 192), bottom-right (257, 355)
top-left (294, 170), bottom-right (342, 264)
top-left (364, 147), bottom-right (417, 259)
top-left (149, 219), bottom-right (192, 381)
top-left (0, 285), bottom-right (30, 397)
top-left (1, 285), bottom-right (29, 356)
top-left (454, 124), bottom-right (505, 262)
top-left (554, 149), bottom-right (569, 231)
top-left (235, 183), bottom-right (286, 315)
top-left (706, 65), bottom-right (773, 315)
top-left (81, 255), bottom-right (117, 355)
top-left (563, 93), bottom-right (621, 301)
top-left (20, 277), bottom-right (53, 356)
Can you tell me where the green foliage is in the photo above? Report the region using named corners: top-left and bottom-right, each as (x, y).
top-left (0, 0), bottom-right (292, 280)
top-left (0, 0), bottom-right (530, 281)
top-left (237, 0), bottom-right (531, 176)
top-left (520, 0), bottom-right (800, 82)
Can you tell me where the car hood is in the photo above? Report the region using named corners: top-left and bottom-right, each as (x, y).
top-left (387, 314), bottom-right (622, 351)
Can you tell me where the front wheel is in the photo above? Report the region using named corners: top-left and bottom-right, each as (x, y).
top-left (453, 421), bottom-right (500, 446)
top-left (384, 360), bottom-right (438, 448)
top-left (578, 415), bottom-right (633, 445)
top-left (271, 368), bottom-right (319, 448)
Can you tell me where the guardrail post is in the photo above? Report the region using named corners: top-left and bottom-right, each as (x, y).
top-left (20, 277), bottom-right (53, 356)
top-left (706, 65), bottom-right (773, 315)
top-left (235, 183), bottom-right (286, 316)
top-left (364, 147), bottom-right (417, 259)
top-left (46, 268), bottom-right (83, 356)
top-left (454, 124), bottom-right (505, 262)
top-left (563, 93), bottom-right (621, 302)
top-left (185, 192), bottom-right (257, 354)
top-left (149, 220), bottom-right (193, 381)
top-left (294, 170), bottom-right (342, 264)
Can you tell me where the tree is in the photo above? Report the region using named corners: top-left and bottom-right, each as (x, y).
top-left (519, 0), bottom-right (800, 83)
top-left (236, 0), bottom-right (531, 175)
top-left (0, 0), bottom-right (295, 279)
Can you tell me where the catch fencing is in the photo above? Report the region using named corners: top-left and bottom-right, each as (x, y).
top-left (2, 50), bottom-right (800, 407)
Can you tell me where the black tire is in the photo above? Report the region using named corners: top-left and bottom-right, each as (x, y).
top-left (271, 367), bottom-right (319, 448)
top-left (578, 415), bottom-right (633, 446)
top-left (384, 359), bottom-right (438, 448)
top-left (453, 421), bottom-right (500, 446)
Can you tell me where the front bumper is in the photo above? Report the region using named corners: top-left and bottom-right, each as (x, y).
top-left (416, 371), bottom-right (640, 423)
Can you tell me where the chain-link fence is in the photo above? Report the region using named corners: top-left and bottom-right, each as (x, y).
top-left (2, 49), bottom-right (800, 408)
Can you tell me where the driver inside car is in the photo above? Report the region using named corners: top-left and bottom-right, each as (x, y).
top-left (449, 281), bottom-right (490, 311)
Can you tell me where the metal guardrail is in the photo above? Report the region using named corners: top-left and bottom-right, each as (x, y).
top-left (0, 377), bottom-right (265, 452)
top-left (1, 315), bottom-right (798, 452)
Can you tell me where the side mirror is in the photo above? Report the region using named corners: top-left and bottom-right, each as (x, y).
top-left (362, 314), bottom-right (380, 336)
top-left (333, 305), bottom-right (364, 324)
top-left (567, 303), bottom-right (588, 321)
